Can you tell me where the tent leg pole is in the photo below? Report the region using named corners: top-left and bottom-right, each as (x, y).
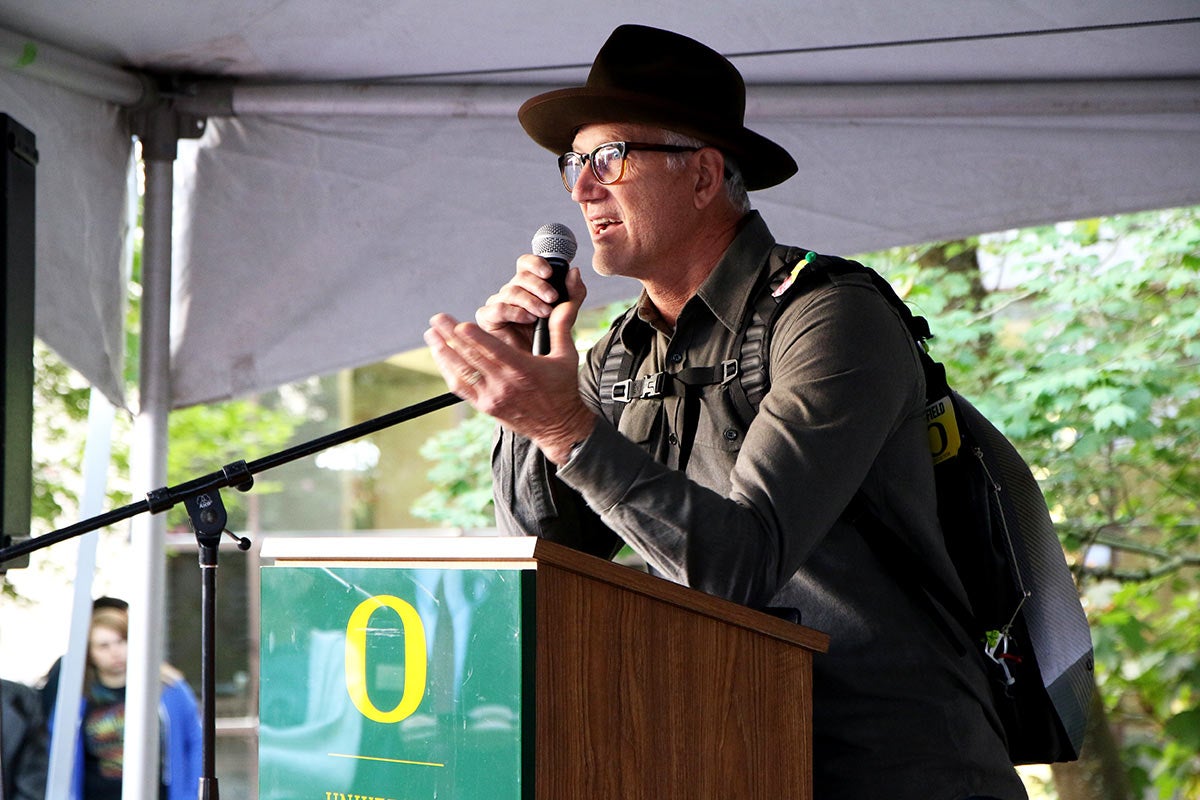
top-left (123, 140), bottom-right (174, 800)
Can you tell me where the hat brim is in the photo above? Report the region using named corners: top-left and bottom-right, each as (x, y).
top-left (519, 87), bottom-right (797, 191)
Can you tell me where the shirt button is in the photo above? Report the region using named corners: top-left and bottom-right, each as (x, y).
top-left (669, 352), bottom-right (683, 364)
top-left (723, 428), bottom-right (739, 441)
top-left (668, 433), bottom-right (679, 446)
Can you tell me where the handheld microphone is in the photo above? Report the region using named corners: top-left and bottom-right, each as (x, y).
top-left (530, 223), bottom-right (578, 356)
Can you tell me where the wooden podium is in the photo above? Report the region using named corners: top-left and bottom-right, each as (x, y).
top-left (259, 536), bottom-right (829, 800)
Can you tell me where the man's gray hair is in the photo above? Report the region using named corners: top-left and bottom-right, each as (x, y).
top-left (661, 130), bottom-right (752, 214)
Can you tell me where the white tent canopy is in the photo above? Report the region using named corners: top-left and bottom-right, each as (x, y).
top-left (2, 2), bottom-right (1198, 409)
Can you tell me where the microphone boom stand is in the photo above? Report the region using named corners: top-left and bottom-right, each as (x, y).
top-left (0, 390), bottom-right (463, 800)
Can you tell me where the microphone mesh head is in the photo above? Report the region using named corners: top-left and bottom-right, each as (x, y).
top-left (532, 223), bottom-right (578, 263)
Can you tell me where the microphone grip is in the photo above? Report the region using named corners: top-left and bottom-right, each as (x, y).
top-left (531, 319), bottom-right (552, 356)
top-left (532, 257), bottom-right (569, 355)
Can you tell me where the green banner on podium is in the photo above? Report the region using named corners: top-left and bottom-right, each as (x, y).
top-left (260, 564), bottom-right (533, 800)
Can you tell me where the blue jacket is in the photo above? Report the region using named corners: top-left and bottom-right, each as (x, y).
top-left (71, 678), bottom-right (203, 800)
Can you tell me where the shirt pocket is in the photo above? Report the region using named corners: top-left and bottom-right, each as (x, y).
top-left (692, 388), bottom-right (747, 454)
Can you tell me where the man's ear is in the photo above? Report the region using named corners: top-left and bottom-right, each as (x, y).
top-left (693, 147), bottom-right (727, 209)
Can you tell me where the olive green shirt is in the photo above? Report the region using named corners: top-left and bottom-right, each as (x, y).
top-left (493, 212), bottom-right (1027, 800)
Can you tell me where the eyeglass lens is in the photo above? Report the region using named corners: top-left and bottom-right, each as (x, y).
top-left (560, 143), bottom-right (626, 191)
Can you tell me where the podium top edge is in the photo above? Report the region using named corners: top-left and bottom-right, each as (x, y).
top-left (260, 534), bottom-right (540, 562)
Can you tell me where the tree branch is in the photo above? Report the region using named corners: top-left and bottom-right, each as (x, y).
top-left (1078, 557), bottom-right (1199, 582)
top-left (1073, 530), bottom-right (1200, 581)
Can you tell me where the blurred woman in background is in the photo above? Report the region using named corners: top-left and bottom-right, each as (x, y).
top-left (71, 605), bottom-right (201, 800)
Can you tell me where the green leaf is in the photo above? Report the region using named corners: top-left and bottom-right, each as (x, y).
top-left (1164, 708), bottom-right (1200, 754)
top-left (1092, 403), bottom-right (1138, 431)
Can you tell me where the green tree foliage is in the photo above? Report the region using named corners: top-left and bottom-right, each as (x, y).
top-left (29, 340), bottom-right (101, 527)
top-left (868, 207), bottom-right (1200, 798)
top-left (411, 412), bottom-right (497, 529)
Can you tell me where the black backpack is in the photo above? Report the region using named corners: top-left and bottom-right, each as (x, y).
top-left (597, 249), bottom-right (1095, 764)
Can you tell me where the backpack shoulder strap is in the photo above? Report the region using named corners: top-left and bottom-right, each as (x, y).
top-left (730, 247), bottom-right (933, 420)
top-left (728, 246), bottom-right (815, 422)
top-left (596, 306), bottom-right (644, 428)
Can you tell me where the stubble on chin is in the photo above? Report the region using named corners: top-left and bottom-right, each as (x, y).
top-left (588, 243), bottom-right (636, 279)
top-left (590, 256), bottom-right (615, 277)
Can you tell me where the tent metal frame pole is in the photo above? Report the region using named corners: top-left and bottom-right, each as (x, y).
top-left (122, 147), bottom-right (173, 800)
top-left (0, 27), bottom-right (146, 105)
top-left (169, 78), bottom-right (1200, 119)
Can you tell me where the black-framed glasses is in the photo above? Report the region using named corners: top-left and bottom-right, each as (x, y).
top-left (557, 141), bottom-right (700, 191)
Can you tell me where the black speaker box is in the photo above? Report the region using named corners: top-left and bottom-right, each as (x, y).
top-left (1, 113), bottom-right (37, 570)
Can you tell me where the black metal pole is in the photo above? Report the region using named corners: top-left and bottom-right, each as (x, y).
top-left (199, 539), bottom-right (219, 800)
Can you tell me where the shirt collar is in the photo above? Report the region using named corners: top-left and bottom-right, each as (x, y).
top-left (617, 211), bottom-right (777, 345)
top-left (694, 211), bottom-right (777, 333)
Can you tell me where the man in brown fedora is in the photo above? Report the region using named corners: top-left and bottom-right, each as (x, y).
top-left (425, 24), bottom-right (1027, 800)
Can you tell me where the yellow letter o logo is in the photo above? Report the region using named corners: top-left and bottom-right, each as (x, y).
top-left (345, 595), bottom-right (428, 723)
top-left (928, 421), bottom-right (950, 460)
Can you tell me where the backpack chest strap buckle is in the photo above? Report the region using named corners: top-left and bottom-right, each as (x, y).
top-left (610, 372), bottom-right (673, 403)
top-left (609, 361), bottom-right (737, 405)
top-left (610, 379), bottom-right (634, 403)
top-left (640, 372), bottom-right (669, 398)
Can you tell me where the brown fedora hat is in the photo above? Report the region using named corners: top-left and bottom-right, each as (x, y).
top-left (518, 25), bottom-right (797, 191)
